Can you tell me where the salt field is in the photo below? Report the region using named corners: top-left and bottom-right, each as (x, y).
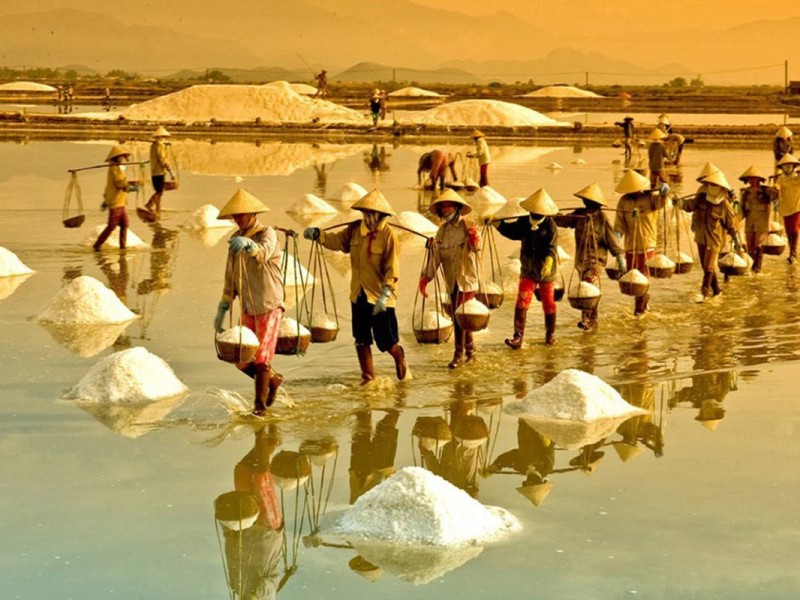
top-left (1, 136), bottom-right (800, 599)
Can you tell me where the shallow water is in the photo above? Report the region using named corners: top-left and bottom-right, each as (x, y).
top-left (1, 138), bottom-right (799, 599)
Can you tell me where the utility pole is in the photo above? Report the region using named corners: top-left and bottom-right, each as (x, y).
top-left (785, 59), bottom-right (789, 94)
top-left (392, 68), bottom-right (396, 84)
top-left (585, 72), bottom-right (589, 87)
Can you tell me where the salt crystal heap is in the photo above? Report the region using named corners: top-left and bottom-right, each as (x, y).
top-left (0, 247), bottom-right (35, 277)
top-left (183, 204), bottom-right (234, 230)
top-left (675, 251), bottom-right (694, 264)
top-left (719, 253), bottom-right (748, 267)
top-left (330, 182), bottom-right (368, 203)
top-left (35, 276), bottom-right (136, 324)
top-left (471, 186), bottom-right (506, 206)
top-left (64, 347), bottom-right (188, 403)
top-left (336, 466), bottom-right (519, 546)
top-left (569, 281), bottom-right (601, 298)
top-left (647, 254), bottom-right (676, 270)
top-left (388, 87), bottom-right (444, 98)
top-left (216, 325), bottom-right (260, 347)
top-left (414, 100), bottom-right (567, 128)
top-left (483, 282), bottom-right (503, 295)
top-left (765, 233), bottom-right (788, 247)
top-left (522, 85), bottom-right (603, 99)
top-left (287, 193), bottom-right (337, 215)
top-left (419, 310), bottom-right (453, 331)
top-left (280, 252), bottom-right (314, 287)
top-left (311, 314), bottom-right (338, 330)
top-left (395, 211), bottom-right (439, 237)
top-left (83, 226), bottom-right (148, 250)
top-left (456, 298), bottom-right (490, 316)
top-left (620, 269), bottom-right (649, 284)
top-left (279, 317), bottom-right (311, 337)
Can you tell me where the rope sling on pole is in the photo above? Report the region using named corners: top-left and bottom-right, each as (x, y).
top-left (277, 233), bottom-right (311, 356)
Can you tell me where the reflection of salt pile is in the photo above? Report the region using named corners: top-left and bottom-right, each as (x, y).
top-left (287, 194), bottom-right (337, 215)
top-left (0, 81), bottom-right (57, 92)
top-left (330, 182), bottom-right (368, 203)
top-left (420, 310), bottom-right (453, 330)
top-left (522, 85), bottom-right (603, 98)
top-left (395, 211), bottom-right (439, 236)
top-left (38, 322), bottom-right (131, 357)
top-left (65, 347), bottom-right (188, 403)
top-left (388, 87), bottom-right (444, 98)
top-left (35, 276), bottom-right (136, 324)
top-left (353, 541), bottom-right (482, 586)
top-left (216, 326), bottom-right (260, 347)
top-left (77, 394), bottom-right (187, 439)
top-left (414, 100), bottom-right (567, 127)
top-left (336, 466), bottom-right (518, 546)
top-left (0, 247), bottom-right (35, 277)
top-left (569, 281), bottom-right (600, 298)
top-left (263, 80), bottom-right (317, 95)
top-left (83, 226), bottom-right (148, 249)
top-left (280, 252), bottom-right (314, 286)
top-left (182, 204), bottom-right (234, 230)
top-left (123, 84), bottom-right (365, 124)
top-left (0, 273), bottom-right (33, 300)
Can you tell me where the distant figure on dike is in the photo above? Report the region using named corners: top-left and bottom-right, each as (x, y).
top-left (614, 116), bottom-right (635, 163)
top-left (467, 129), bottom-right (491, 187)
top-left (369, 89), bottom-right (382, 127)
top-left (313, 69), bottom-right (328, 99)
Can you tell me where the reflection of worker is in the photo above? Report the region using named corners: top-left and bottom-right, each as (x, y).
top-left (143, 126), bottom-right (174, 218)
top-left (467, 129), bottom-right (491, 187)
top-left (138, 223), bottom-right (177, 295)
top-left (349, 410), bottom-right (399, 503)
top-left (489, 419), bottom-right (555, 506)
top-left (93, 145), bottom-right (133, 252)
top-left (417, 150), bottom-right (457, 190)
top-left (95, 252), bottom-right (129, 304)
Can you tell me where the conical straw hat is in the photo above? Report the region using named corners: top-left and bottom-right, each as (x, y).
top-left (777, 153), bottom-right (800, 167)
top-left (351, 188), bottom-right (396, 216)
top-left (470, 129), bottom-right (485, 138)
top-left (701, 170), bottom-right (732, 191)
top-left (615, 169), bottom-right (651, 195)
top-left (573, 182), bottom-right (607, 206)
top-left (657, 113), bottom-right (670, 124)
top-left (696, 162), bottom-right (720, 183)
top-left (738, 165), bottom-right (766, 183)
top-left (412, 416), bottom-right (452, 441)
top-left (430, 188), bottom-right (472, 216)
top-left (612, 441), bottom-right (643, 463)
top-left (105, 145), bottom-right (131, 162)
top-left (516, 481), bottom-right (553, 506)
top-left (218, 188), bottom-right (270, 218)
top-left (647, 128), bottom-right (667, 141)
top-left (153, 126), bottom-right (171, 138)
top-left (776, 126), bottom-right (793, 139)
top-left (519, 188), bottom-right (558, 215)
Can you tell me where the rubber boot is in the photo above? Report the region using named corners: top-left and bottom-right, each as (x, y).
top-left (544, 313), bottom-right (557, 346)
top-left (700, 272), bottom-right (712, 298)
top-left (388, 344), bottom-right (408, 381)
top-left (448, 330), bottom-right (464, 369)
top-left (710, 272), bottom-right (721, 296)
top-left (505, 307), bottom-right (527, 349)
top-left (253, 364), bottom-right (270, 416)
top-left (464, 331), bottom-right (476, 364)
top-left (266, 367), bottom-right (283, 407)
top-left (356, 344), bottom-right (374, 385)
top-left (752, 247), bottom-right (764, 273)
top-left (634, 293), bottom-right (650, 316)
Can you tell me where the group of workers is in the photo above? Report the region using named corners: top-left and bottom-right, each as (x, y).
top-left (417, 129), bottom-right (492, 190)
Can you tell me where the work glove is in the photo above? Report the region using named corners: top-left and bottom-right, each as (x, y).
top-left (541, 256), bottom-right (554, 278)
top-left (631, 208), bottom-right (639, 219)
top-left (659, 182), bottom-right (670, 196)
top-left (303, 227), bottom-right (320, 241)
top-left (214, 300), bottom-right (230, 333)
top-left (418, 276), bottom-right (431, 298)
top-left (229, 236), bottom-right (257, 255)
top-left (616, 254), bottom-right (627, 272)
top-left (372, 285), bottom-right (392, 315)
top-left (467, 225), bottom-right (480, 250)
top-left (732, 237), bottom-right (742, 252)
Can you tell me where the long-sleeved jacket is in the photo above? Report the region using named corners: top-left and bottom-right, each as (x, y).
top-left (424, 218), bottom-right (479, 293)
top-left (104, 164), bottom-right (129, 209)
top-left (555, 209), bottom-right (623, 272)
top-left (681, 194), bottom-right (738, 250)
top-left (473, 137), bottom-right (491, 165)
top-left (149, 140), bottom-right (170, 176)
top-left (614, 192), bottom-right (666, 252)
top-left (320, 218), bottom-right (399, 306)
top-left (648, 141), bottom-right (666, 172)
top-left (774, 137), bottom-right (793, 162)
top-left (776, 173), bottom-right (800, 217)
top-left (222, 221), bottom-right (284, 315)
top-left (496, 216), bottom-right (557, 283)
top-left (741, 185), bottom-right (777, 233)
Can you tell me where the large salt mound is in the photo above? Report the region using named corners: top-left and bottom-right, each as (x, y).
top-left (82, 226), bottom-right (148, 250)
top-left (413, 100), bottom-right (568, 128)
top-left (0, 81), bottom-right (57, 92)
top-left (394, 211), bottom-right (439, 236)
top-left (183, 204), bottom-right (234, 230)
top-left (388, 87), bottom-right (444, 98)
top-left (329, 182), bottom-right (368, 203)
top-left (263, 80), bottom-right (317, 95)
top-left (35, 276), bottom-right (137, 325)
top-left (353, 541), bottom-right (482, 586)
top-left (522, 85), bottom-right (603, 99)
top-left (470, 186), bottom-right (507, 206)
top-left (64, 347), bottom-right (188, 403)
top-left (281, 252), bottom-right (314, 287)
top-left (122, 84), bottom-right (365, 124)
top-left (505, 369), bottom-right (647, 422)
top-left (0, 247), bottom-right (35, 277)
top-left (287, 193), bottom-right (337, 215)
top-left (336, 466), bottom-right (518, 546)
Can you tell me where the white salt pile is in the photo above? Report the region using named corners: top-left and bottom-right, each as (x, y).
top-left (470, 186), bottom-right (507, 206)
top-left (765, 233), bottom-right (788, 246)
top-left (287, 193), bottom-right (337, 215)
top-left (0, 247), bottom-right (34, 277)
top-left (675, 252), bottom-right (694, 263)
top-left (419, 310), bottom-right (453, 331)
top-left (0, 81), bottom-right (57, 92)
top-left (547, 162), bottom-right (564, 170)
top-left (83, 226), bottom-right (148, 250)
top-left (311, 314), bottom-right (338, 329)
top-left (279, 317), bottom-right (311, 337)
top-left (647, 254), bottom-right (676, 269)
top-left (263, 80), bottom-right (317, 95)
top-left (483, 282), bottom-right (503, 295)
top-left (395, 211), bottom-right (439, 236)
top-left (620, 269), bottom-right (649, 284)
top-left (330, 182), bottom-right (368, 203)
top-left (505, 369), bottom-right (647, 422)
top-left (573, 158), bottom-right (587, 165)
top-left (388, 87), bottom-right (444, 98)
top-left (719, 253), bottom-right (747, 267)
top-left (522, 85), bottom-right (602, 99)
top-left (490, 199), bottom-right (526, 220)
top-left (770, 221), bottom-right (783, 233)
top-left (35, 276), bottom-right (136, 324)
top-left (456, 298), bottom-right (490, 316)
top-left (216, 325), bottom-right (260, 347)
top-left (123, 84), bottom-right (365, 124)
top-left (335, 466), bottom-right (519, 546)
top-left (182, 204), bottom-right (234, 230)
top-left (64, 347), bottom-right (188, 403)
top-left (413, 100), bottom-right (568, 128)
top-left (569, 281), bottom-right (601, 298)
top-left (281, 252), bottom-right (314, 287)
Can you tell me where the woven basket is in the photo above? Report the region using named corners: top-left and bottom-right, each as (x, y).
top-left (619, 280), bottom-right (650, 297)
top-left (276, 334), bottom-right (311, 355)
top-left (534, 285), bottom-right (565, 302)
top-left (163, 180), bottom-right (180, 191)
top-left (440, 299), bottom-right (453, 317)
top-left (310, 326), bottom-right (338, 343)
top-left (62, 214), bottom-right (85, 229)
top-left (476, 290), bottom-right (504, 309)
top-left (674, 261), bottom-right (694, 274)
top-left (413, 324), bottom-right (453, 344)
top-left (763, 244), bottom-right (786, 256)
top-left (215, 338), bottom-right (259, 364)
top-left (605, 266), bottom-right (624, 280)
top-left (718, 262), bottom-right (747, 276)
top-left (454, 311), bottom-right (490, 332)
top-left (568, 295), bottom-right (601, 310)
top-left (649, 266), bottom-right (675, 279)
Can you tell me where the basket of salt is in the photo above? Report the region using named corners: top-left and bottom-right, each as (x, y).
top-left (453, 415), bottom-right (489, 448)
top-left (412, 416), bottom-right (452, 452)
top-left (646, 254), bottom-right (676, 279)
top-left (619, 269), bottom-right (650, 297)
top-left (310, 313), bottom-right (339, 343)
top-left (476, 281), bottom-right (504, 309)
top-left (567, 281), bottom-right (601, 310)
top-left (454, 298), bottom-right (490, 332)
top-left (769, 220), bottom-right (783, 234)
top-left (276, 317), bottom-right (312, 355)
top-left (413, 310), bottom-right (454, 344)
top-left (605, 264), bottom-right (624, 280)
top-left (763, 233), bottom-right (787, 256)
top-left (63, 215), bottom-right (85, 229)
top-left (718, 252), bottom-right (748, 276)
top-left (440, 292), bottom-right (453, 317)
top-left (163, 179), bottom-right (180, 191)
top-left (215, 325), bottom-right (260, 364)
top-left (270, 451), bottom-right (311, 490)
top-left (214, 491), bottom-right (260, 531)
top-left (534, 280), bottom-right (565, 302)
top-left (674, 252), bottom-right (694, 274)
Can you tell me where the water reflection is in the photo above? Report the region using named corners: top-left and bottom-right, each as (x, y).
top-left (349, 410), bottom-right (399, 503)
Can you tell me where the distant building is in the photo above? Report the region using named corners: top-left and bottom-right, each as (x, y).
top-left (788, 81), bottom-right (800, 95)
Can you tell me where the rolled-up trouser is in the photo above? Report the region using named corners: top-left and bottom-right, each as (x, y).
top-left (517, 278), bottom-right (555, 315)
top-left (625, 250), bottom-right (655, 275)
top-left (351, 291), bottom-right (399, 352)
top-left (784, 212), bottom-right (800, 258)
top-left (95, 207), bottom-right (129, 248)
top-left (696, 244), bottom-right (719, 273)
top-left (241, 308), bottom-right (284, 365)
top-left (479, 164), bottom-right (489, 187)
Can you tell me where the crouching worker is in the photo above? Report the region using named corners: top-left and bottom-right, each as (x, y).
top-left (420, 189), bottom-right (480, 368)
top-left (494, 189), bottom-right (559, 347)
top-left (304, 189), bottom-right (408, 384)
top-left (214, 189), bottom-right (286, 416)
